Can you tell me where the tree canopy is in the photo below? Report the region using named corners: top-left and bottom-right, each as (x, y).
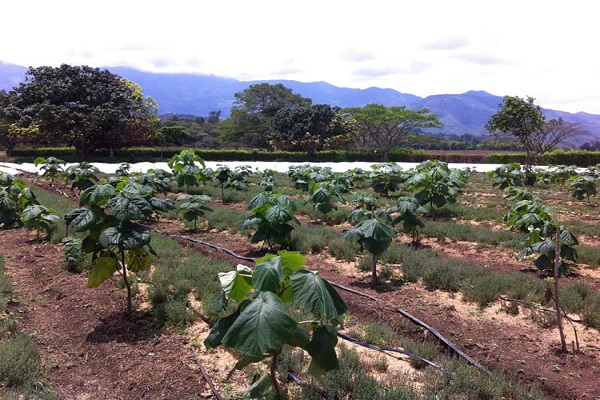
top-left (223, 83), bottom-right (312, 148)
top-left (485, 95), bottom-right (546, 168)
top-left (269, 104), bottom-right (356, 159)
top-left (6, 64), bottom-right (159, 159)
top-left (344, 104), bottom-right (443, 161)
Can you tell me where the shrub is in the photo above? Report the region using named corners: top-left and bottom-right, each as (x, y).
top-left (0, 335), bottom-right (40, 387)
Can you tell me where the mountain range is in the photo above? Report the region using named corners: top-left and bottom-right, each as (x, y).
top-left (2, 62), bottom-right (599, 143)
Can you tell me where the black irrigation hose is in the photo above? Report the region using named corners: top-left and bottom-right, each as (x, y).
top-left (156, 229), bottom-right (492, 375)
top-left (336, 331), bottom-right (450, 376)
top-left (157, 229), bottom-right (257, 262)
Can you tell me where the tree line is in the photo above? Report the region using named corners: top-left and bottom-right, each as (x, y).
top-left (0, 64), bottom-right (589, 161)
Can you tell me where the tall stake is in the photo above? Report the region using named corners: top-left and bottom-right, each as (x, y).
top-left (554, 227), bottom-right (567, 352)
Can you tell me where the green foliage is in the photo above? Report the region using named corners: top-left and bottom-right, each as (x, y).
top-left (486, 162), bottom-right (525, 190)
top-left (344, 103), bottom-right (443, 162)
top-left (20, 204), bottom-right (60, 240)
top-left (167, 149), bottom-right (208, 192)
top-left (305, 181), bottom-right (345, 216)
top-left (568, 175), bottom-right (597, 203)
top-left (7, 64), bottom-right (158, 159)
top-left (242, 192), bottom-right (300, 250)
top-left (0, 335), bottom-right (40, 387)
top-left (61, 236), bottom-right (83, 271)
top-left (64, 181), bottom-right (167, 313)
top-left (389, 196), bottom-right (427, 245)
top-left (176, 194), bottom-right (213, 230)
top-left (65, 161), bottom-right (100, 192)
top-left (34, 156), bottom-right (65, 183)
top-left (205, 251), bottom-right (347, 398)
top-left (0, 172), bottom-right (38, 229)
top-left (404, 160), bottom-right (469, 218)
top-left (368, 162), bottom-right (404, 197)
top-left (485, 95), bottom-right (546, 167)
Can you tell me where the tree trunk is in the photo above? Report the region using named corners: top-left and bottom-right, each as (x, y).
top-left (371, 253), bottom-right (378, 288)
top-left (121, 251), bottom-right (132, 317)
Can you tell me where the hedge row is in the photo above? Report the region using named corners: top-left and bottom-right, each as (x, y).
top-left (9, 147), bottom-right (600, 167)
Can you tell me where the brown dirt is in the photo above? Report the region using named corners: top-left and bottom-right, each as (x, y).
top-left (2, 175), bottom-right (600, 399)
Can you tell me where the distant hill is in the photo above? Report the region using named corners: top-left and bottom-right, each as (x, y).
top-left (2, 61), bottom-right (599, 143)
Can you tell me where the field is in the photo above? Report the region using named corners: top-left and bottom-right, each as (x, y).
top-left (0, 159), bottom-right (599, 399)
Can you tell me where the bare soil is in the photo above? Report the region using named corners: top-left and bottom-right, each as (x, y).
top-left (2, 175), bottom-right (600, 399)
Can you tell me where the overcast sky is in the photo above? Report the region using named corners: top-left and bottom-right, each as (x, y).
top-left (2, 0), bottom-right (599, 114)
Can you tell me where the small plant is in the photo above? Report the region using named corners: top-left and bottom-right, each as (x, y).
top-left (65, 161), bottom-right (100, 193)
top-left (487, 162), bottom-right (525, 190)
top-left (342, 209), bottom-right (397, 288)
top-left (64, 183), bottom-right (159, 314)
top-left (389, 196), bottom-right (427, 245)
top-left (167, 149), bottom-right (209, 193)
top-left (61, 236), bottom-right (83, 271)
top-left (20, 204), bottom-right (60, 241)
top-left (34, 156), bottom-right (66, 184)
top-left (242, 191), bottom-right (300, 251)
top-left (568, 175), bottom-right (597, 203)
top-left (205, 251), bottom-right (348, 399)
top-left (305, 181), bottom-right (345, 216)
top-left (368, 162), bottom-right (404, 197)
top-left (176, 194), bottom-right (213, 230)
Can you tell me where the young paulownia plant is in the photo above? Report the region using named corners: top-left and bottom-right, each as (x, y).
top-left (64, 183), bottom-right (159, 315)
top-left (205, 251), bottom-right (348, 399)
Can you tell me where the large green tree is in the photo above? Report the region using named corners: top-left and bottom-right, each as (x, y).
top-left (485, 95), bottom-right (546, 168)
top-left (222, 83), bottom-right (311, 148)
top-left (269, 104), bottom-right (356, 159)
top-left (7, 64), bottom-right (158, 159)
top-left (344, 104), bottom-right (442, 161)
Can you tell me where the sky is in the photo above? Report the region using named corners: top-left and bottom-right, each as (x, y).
top-left (2, 0), bottom-right (599, 114)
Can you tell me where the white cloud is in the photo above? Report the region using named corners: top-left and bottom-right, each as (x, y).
top-left (2, 0), bottom-right (600, 114)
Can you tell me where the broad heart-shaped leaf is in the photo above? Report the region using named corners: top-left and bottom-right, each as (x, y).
top-left (126, 248), bottom-right (152, 272)
top-left (304, 324), bottom-right (339, 377)
top-left (530, 238), bottom-right (555, 255)
top-left (253, 256), bottom-right (285, 293)
top-left (241, 373), bottom-right (273, 399)
top-left (204, 307), bottom-right (243, 350)
top-left (99, 222), bottom-right (151, 250)
top-left (560, 245), bottom-right (578, 262)
top-left (247, 192), bottom-right (270, 210)
top-left (87, 256), bottom-right (119, 288)
top-left (80, 184), bottom-right (116, 206)
top-left (265, 205), bottom-right (297, 224)
top-left (257, 251), bottom-right (307, 278)
top-left (222, 291), bottom-right (297, 358)
top-left (291, 269), bottom-right (348, 325)
top-left (106, 195), bottom-right (153, 221)
top-left (218, 265), bottom-right (253, 302)
top-left (356, 218), bottom-right (397, 242)
top-left (65, 206), bottom-right (105, 232)
top-left (361, 236), bottom-right (392, 255)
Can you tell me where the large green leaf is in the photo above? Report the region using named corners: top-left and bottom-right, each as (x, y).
top-left (222, 292), bottom-right (297, 358)
top-left (265, 205), bottom-right (295, 224)
top-left (99, 222), bottom-right (151, 250)
top-left (356, 218), bottom-right (397, 242)
top-left (106, 195), bottom-right (153, 221)
top-left (253, 257), bottom-right (284, 293)
top-left (290, 269), bottom-right (347, 325)
top-left (257, 251), bottom-right (307, 278)
top-left (241, 373), bottom-right (273, 399)
top-left (204, 307), bottom-right (242, 350)
top-left (126, 248), bottom-right (152, 272)
top-left (218, 265), bottom-right (253, 302)
top-left (87, 256), bottom-right (118, 288)
top-left (65, 206), bottom-right (105, 232)
top-left (304, 325), bottom-right (339, 377)
top-left (80, 184), bottom-right (116, 206)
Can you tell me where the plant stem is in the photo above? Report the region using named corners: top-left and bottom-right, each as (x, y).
top-left (270, 352), bottom-right (282, 397)
top-left (121, 251), bottom-right (132, 316)
top-left (371, 253), bottom-right (378, 288)
top-left (554, 227), bottom-right (567, 352)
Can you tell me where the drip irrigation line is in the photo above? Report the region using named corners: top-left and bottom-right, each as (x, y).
top-left (159, 230), bottom-right (492, 375)
top-left (156, 228), bottom-right (257, 262)
top-left (336, 331), bottom-right (450, 376)
top-left (191, 349), bottom-right (225, 400)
